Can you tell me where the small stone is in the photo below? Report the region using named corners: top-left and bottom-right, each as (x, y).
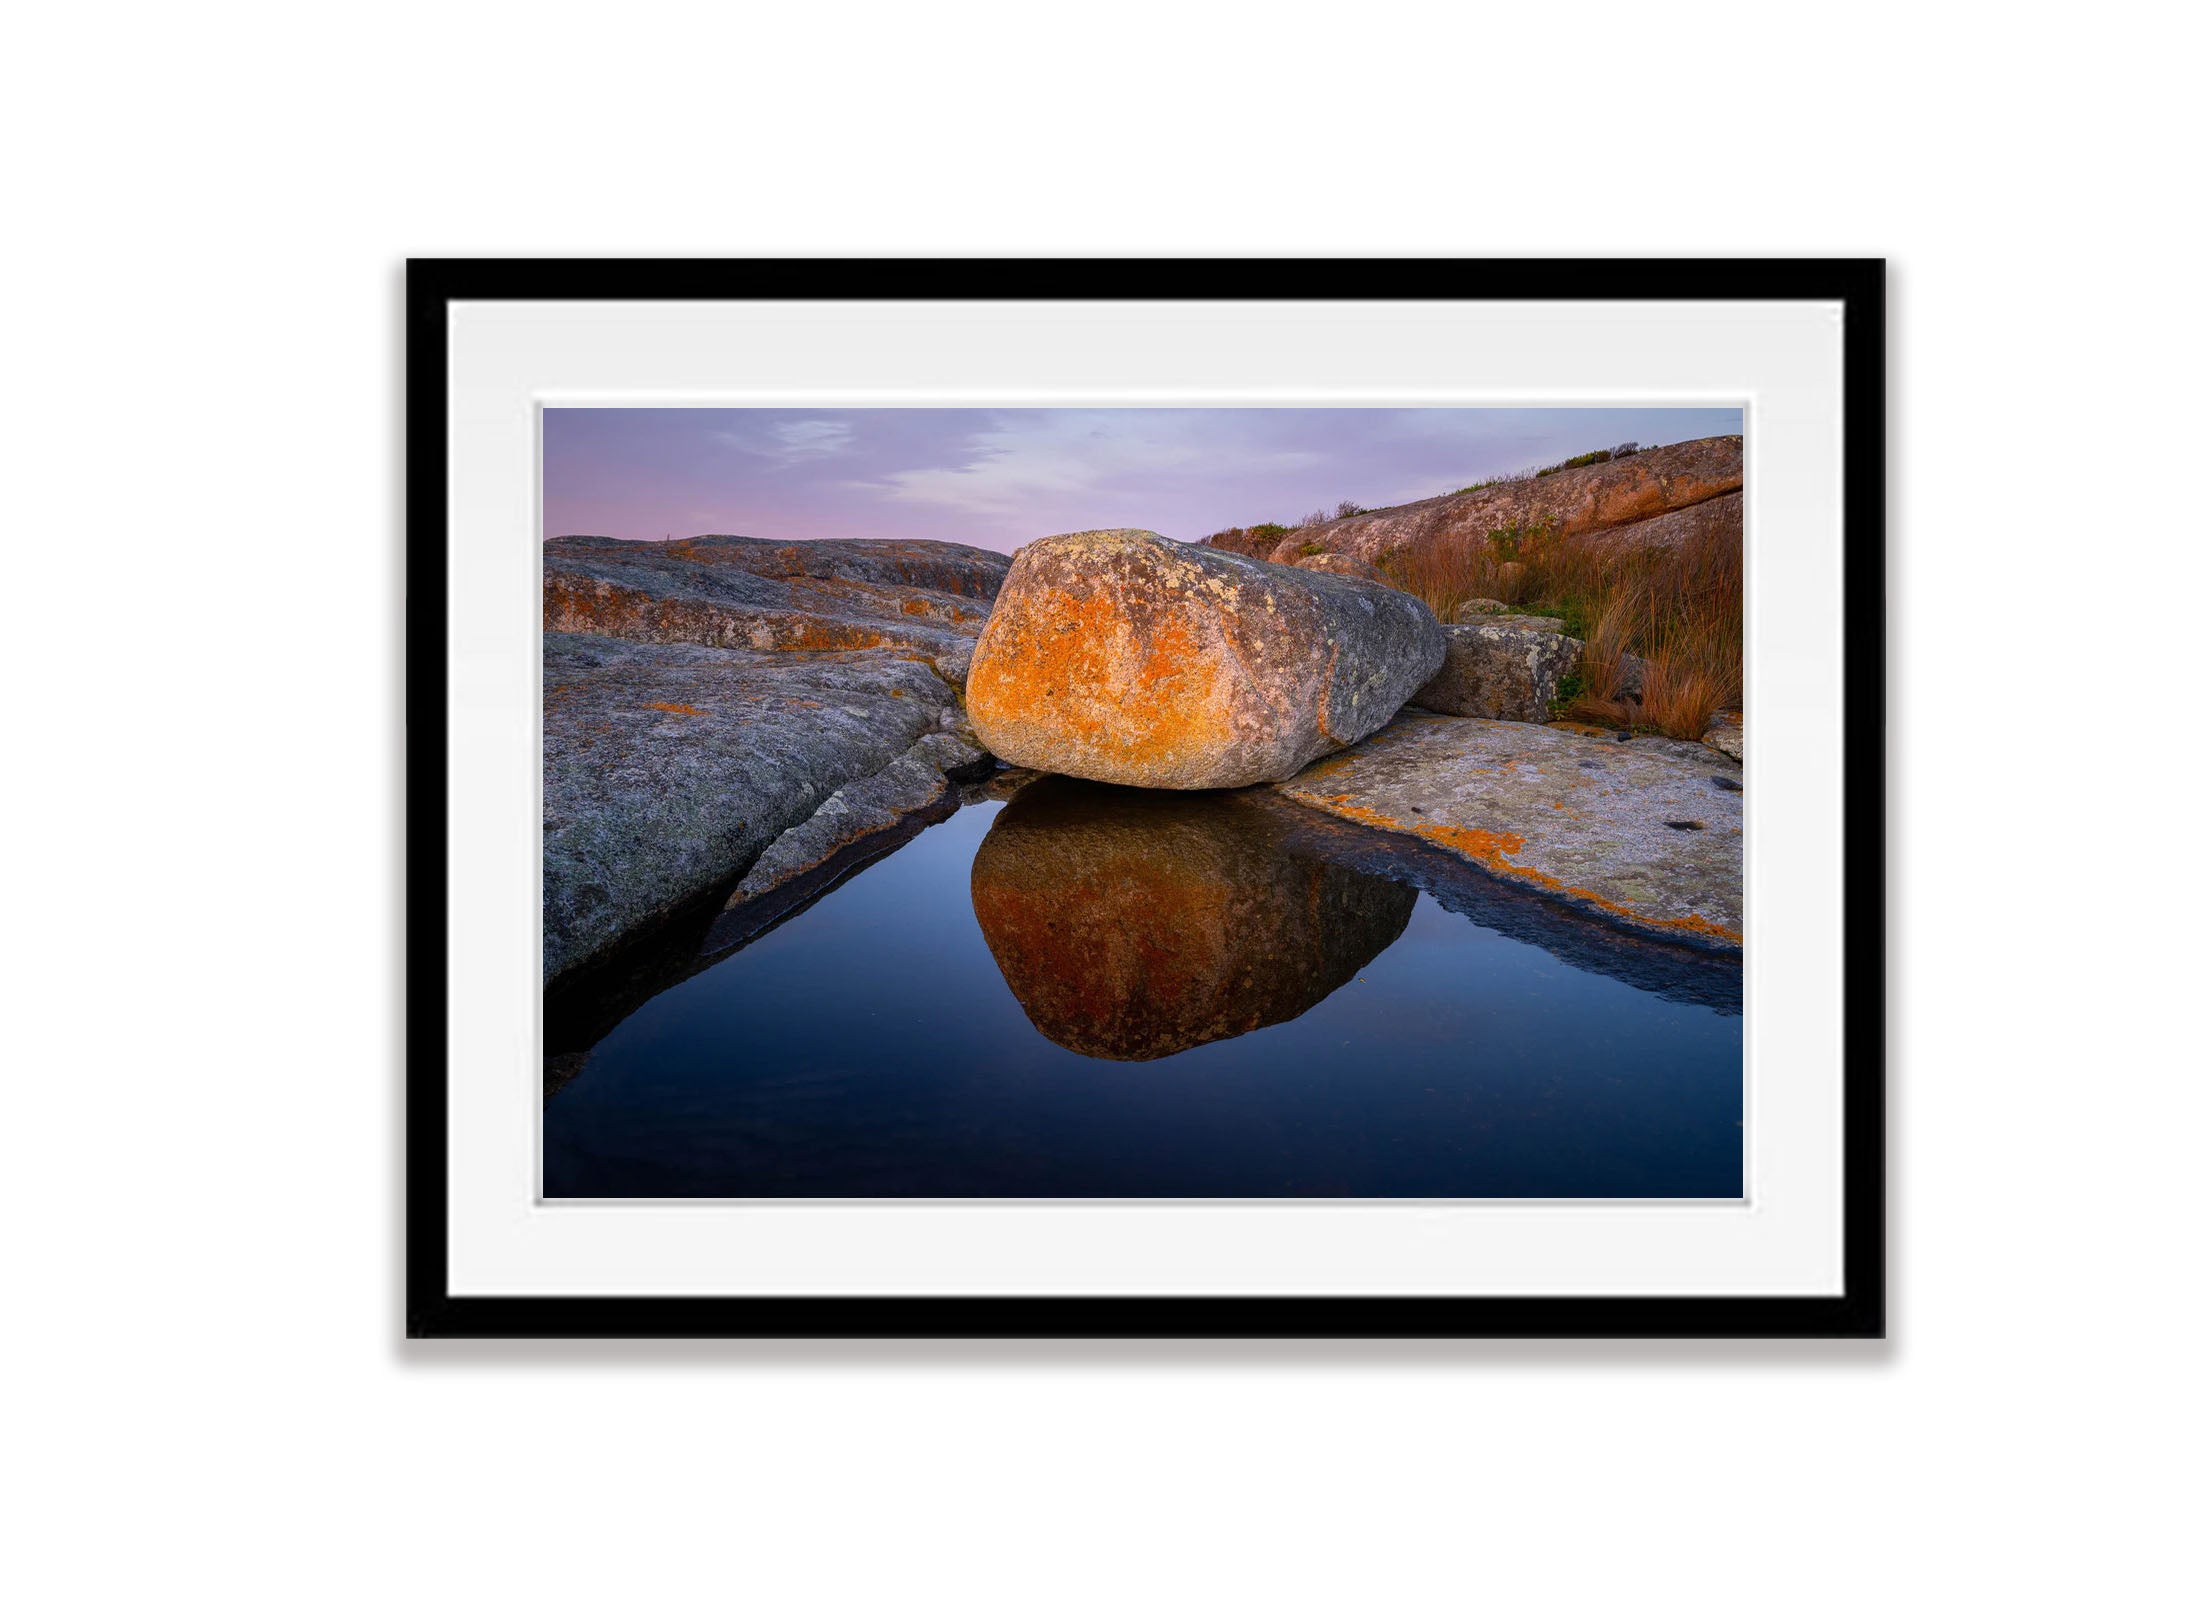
top-left (1702, 710), bottom-right (1744, 763)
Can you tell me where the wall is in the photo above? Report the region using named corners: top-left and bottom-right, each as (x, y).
top-left (8, 4), bottom-right (2190, 1596)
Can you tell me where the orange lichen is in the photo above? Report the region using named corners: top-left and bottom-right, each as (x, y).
top-left (968, 581), bottom-right (1229, 776)
top-left (643, 701), bottom-right (705, 716)
top-left (1306, 795), bottom-right (1739, 945)
top-left (544, 577), bottom-right (896, 654)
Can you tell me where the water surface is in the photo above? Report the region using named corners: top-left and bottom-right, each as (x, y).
top-left (545, 780), bottom-right (1742, 1199)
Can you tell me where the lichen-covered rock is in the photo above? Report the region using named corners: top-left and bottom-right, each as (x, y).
top-left (543, 534), bottom-right (1011, 686)
top-left (1580, 485), bottom-right (1742, 556)
top-left (1232, 789), bottom-right (1740, 1014)
top-left (1411, 619), bottom-right (1585, 722)
top-left (1292, 550), bottom-right (1379, 580)
top-left (724, 731), bottom-right (991, 908)
top-left (965, 529), bottom-right (1445, 789)
top-left (542, 633), bottom-right (957, 981)
top-left (1276, 712), bottom-right (1742, 947)
top-left (1702, 710), bottom-right (1744, 763)
top-left (1265, 436), bottom-right (1743, 568)
top-left (968, 778), bottom-right (1415, 1060)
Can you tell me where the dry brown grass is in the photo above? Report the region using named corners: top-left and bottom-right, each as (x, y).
top-left (1376, 510), bottom-right (1741, 738)
top-left (1379, 535), bottom-right (1489, 623)
top-left (1582, 579), bottom-right (1642, 701)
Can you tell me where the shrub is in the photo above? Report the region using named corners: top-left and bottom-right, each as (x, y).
top-left (1298, 541), bottom-right (1326, 558)
top-left (1451, 469), bottom-right (1532, 495)
top-left (1531, 442), bottom-right (1643, 478)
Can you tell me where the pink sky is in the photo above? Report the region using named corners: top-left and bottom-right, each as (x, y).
top-left (544, 407), bottom-right (1742, 553)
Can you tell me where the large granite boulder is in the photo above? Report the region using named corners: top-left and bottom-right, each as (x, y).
top-left (968, 779), bottom-right (1416, 1060)
top-left (1251, 436), bottom-right (1743, 568)
top-left (1411, 617), bottom-right (1585, 722)
top-left (543, 633), bottom-right (959, 981)
top-left (966, 529), bottom-right (1445, 788)
top-left (543, 535), bottom-right (1011, 687)
top-left (1276, 712), bottom-right (1742, 947)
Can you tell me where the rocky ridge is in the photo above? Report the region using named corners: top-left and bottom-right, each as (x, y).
top-left (545, 534), bottom-right (1010, 688)
top-left (1211, 435), bottom-right (1742, 570)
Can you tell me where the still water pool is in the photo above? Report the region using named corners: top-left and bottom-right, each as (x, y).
top-left (544, 779), bottom-right (1742, 1199)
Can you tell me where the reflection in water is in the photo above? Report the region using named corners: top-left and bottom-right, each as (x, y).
top-left (547, 796), bottom-right (1744, 1198)
top-left (969, 778), bottom-right (1416, 1060)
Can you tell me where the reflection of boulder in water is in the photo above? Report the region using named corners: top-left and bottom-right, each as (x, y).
top-left (969, 779), bottom-right (1416, 1060)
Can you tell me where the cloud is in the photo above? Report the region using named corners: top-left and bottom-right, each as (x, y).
top-left (718, 418), bottom-right (854, 466)
top-left (863, 411), bottom-right (1317, 525)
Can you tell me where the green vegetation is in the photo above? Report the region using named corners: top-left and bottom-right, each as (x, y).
top-left (1462, 442), bottom-right (1644, 491)
top-left (1516, 594), bottom-right (1591, 640)
top-left (1297, 541), bottom-right (1326, 558)
top-left (1549, 669), bottom-right (1586, 718)
top-left (1487, 515), bottom-right (1557, 565)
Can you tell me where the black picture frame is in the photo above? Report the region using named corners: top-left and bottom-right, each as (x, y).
top-left (406, 258), bottom-right (1885, 1339)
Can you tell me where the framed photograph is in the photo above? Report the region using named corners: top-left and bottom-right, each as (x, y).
top-left (407, 259), bottom-right (1883, 1337)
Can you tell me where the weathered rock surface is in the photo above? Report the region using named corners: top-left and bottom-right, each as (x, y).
top-left (1239, 790), bottom-right (1741, 1013)
top-left (1580, 483), bottom-right (1743, 555)
top-left (1276, 712), bottom-right (1742, 947)
top-left (1200, 526), bottom-right (1286, 559)
top-left (1411, 619), bottom-right (1584, 722)
top-left (1702, 709), bottom-right (1744, 763)
top-left (1249, 436), bottom-right (1743, 568)
top-left (543, 632), bottom-right (957, 981)
top-left (543, 535), bottom-right (1011, 687)
top-left (1290, 550), bottom-right (1380, 580)
top-left (725, 731), bottom-right (990, 907)
top-left (966, 529), bottom-right (1445, 788)
top-left (969, 778), bottom-right (1416, 1060)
